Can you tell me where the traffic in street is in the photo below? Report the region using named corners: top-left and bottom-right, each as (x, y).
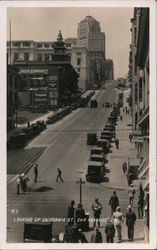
top-left (7, 81), bottom-right (123, 241)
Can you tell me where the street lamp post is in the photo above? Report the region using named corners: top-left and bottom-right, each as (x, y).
top-left (76, 178), bottom-right (85, 205)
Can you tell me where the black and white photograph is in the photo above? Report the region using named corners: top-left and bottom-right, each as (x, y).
top-left (0, 0), bottom-right (156, 249)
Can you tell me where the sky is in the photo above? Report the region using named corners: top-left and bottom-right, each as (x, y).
top-left (7, 7), bottom-right (133, 79)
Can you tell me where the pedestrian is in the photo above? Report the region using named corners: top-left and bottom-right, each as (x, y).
top-left (75, 203), bottom-right (85, 227)
top-left (56, 167), bottom-right (64, 182)
top-left (120, 115), bottom-right (122, 121)
top-left (92, 198), bottom-right (103, 228)
top-left (113, 206), bottom-right (123, 243)
top-left (91, 227), bottom-right (102, 243)
top-left (67, 200), bottom-right (75, 226)
top-left (78, 228), bottom-right (88, 243)
top-left (115, 138), bottom-right (119, 149)
top-left (127, 172), bottom-right (133, 186)
top-left (128, 184), bottom-right (136, 206)
top-left (137, 195), bottom-right (144, 219)
top-left (139, 180), bottom-right (144, 199)
top-left (109, 191), bottom-right (119, 216)
top-left (129, 133), bottom-right (132, 143)
top-left (125, 107), bottom-right (127, 113)
top-left (105, 217), bottom-right (115, 243)
top-left (126, 205), bottom-right (137, 241)
top-left (34, 164), bottom-right (38, 183)
top-left (122, 162), bottom-right (127, 174)
top-left (16, 175), bottom-right (21, 195)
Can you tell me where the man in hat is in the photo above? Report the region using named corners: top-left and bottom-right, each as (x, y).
top-left (115, 138), bottom-right (119, 149)
top-left (75, 203), bottom-right (85, 227)
top-left (109, 191), bottom-right (119, 216)
top-left (126, 205), bottom-right (137, 241)
top-left (56, 167), bottom-right (64, 182)
top-left (137, 195), bottom-right (144, 219)
top-left (92, 198), bottom-right (103, 228)
top-left (34, 163), bottom-right (38, 183)
top-left (91, 227), bottom-right (103, 243)
top-left (113, 206), bottom-right (123, 243)
top-left (67, 200), bottom-right (75, 226)
top-left (105, 217), bottom-right (115, 243)
top-left (16, 175), bottom-right (21, 195)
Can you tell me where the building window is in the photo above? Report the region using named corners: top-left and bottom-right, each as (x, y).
top-left (24, 52), bottom-right (29, 61)
top-left (14, 52), bottom-right (19, 61)
top-left (139, 78), bottom-right (142, 100)
top-left (78, 68), bottom-right (80, 72)
top-left (12, 42), bottom-right (21, 47)
top-left (44, 43), bottom-right (49, 48)
top-left (37, 54), bottom-right (42, 61)
top-left (76, 52), bottom-right (82, 56)
top-left (23, 42), bottom-right (31, 47)
top-left (44, 54), bottom-right (49, 61)
top-left (77, 58), bottom-right (81, 66)
top-left (37, 43), bottom-right (42, 48)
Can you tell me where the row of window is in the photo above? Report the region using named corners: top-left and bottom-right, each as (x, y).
top-left (13, 52), bottom-right (53, 62)
top-left (7, 41), bottom-right (54, 48)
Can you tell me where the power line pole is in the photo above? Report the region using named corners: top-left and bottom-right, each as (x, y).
top-left (76, 178), bottom-right (85, 205)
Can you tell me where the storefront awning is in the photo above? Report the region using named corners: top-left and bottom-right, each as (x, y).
top-left (139, 164), bottom-right (149, 180)
top-left (142, 173), bottom-right (149, 191)
top-left (138, 158), bottom-right (146, 172)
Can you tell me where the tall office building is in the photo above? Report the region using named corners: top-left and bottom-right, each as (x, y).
top-left (77, 16), bottom-right (105, 55)
top-left (77, 16), bottom-right (106, 85)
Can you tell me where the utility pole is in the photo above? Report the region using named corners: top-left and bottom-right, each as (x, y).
top-left (76, 178), bottom-right (85, 205)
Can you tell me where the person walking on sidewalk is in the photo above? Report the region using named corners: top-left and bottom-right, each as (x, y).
top-left (129, 133), bottom-right (132, 143)
top-left (105, 217), bottom-right (115, 243)
top-left (34, 164), bottom-right (38, 183)
top-left (115, 138), bottom-right (119, 149)
top-left (67, 200), bottom-right (75, 226)
top-left (91, 228), bottom-right (103, 243)
top-left (122, 161), bottom-right (127, 174)
top-left (92, 198), bottom-right (103, 228)
top-left (128, 184), bottom-right (136, 206)
top-left (16, 175), bottom-right (21, 195)
top-left (56, 167), bottom-right (64, 182)
top-left (109, 191), bottom-right (119, 216)
top-left (126, 205), bottom-right (137, 241)
top-left (113, 206), bottom-right (123, 243)
top-left (137, 195), bottom-right (144, 219)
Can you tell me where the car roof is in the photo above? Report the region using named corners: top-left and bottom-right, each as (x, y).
top-left (91, 154), bottom-right (104, 158)
top-left (90, 147), bottom-right (103, 151)
top-left (88, 161), bottom-right (103, 167)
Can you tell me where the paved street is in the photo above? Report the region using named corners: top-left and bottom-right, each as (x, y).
top-left (7, 82), bottom-right (144, 243)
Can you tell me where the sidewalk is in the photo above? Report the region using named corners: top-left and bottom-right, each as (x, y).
top-left (105, 89), bottom-right (139, 190)
top-left (84, 89), bottom-right (145, 243)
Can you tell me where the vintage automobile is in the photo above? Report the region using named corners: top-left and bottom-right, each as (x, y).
top-left (86, 132), bottom-right (98, 145)
top-left (90, 154), bottom-right (104, 164)
top-left (36, 120), bottom-right (47, 130)
top-left (86, 161), bottom-right (104, 183)
top-left (97, 139), bottom-right (110, 153)
top-left (90, 147), bottom-right (108, 163)
top-left (90, 99), bottom-right (98, 108)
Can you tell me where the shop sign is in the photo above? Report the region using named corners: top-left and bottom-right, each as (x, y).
top-left (19, 69), bottom-right (48, 75)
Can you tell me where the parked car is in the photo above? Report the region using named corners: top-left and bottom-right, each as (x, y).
top-left (86, 133), bottom-right (98, 145)
top-left (86, 161), bottom-right (104, 183)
